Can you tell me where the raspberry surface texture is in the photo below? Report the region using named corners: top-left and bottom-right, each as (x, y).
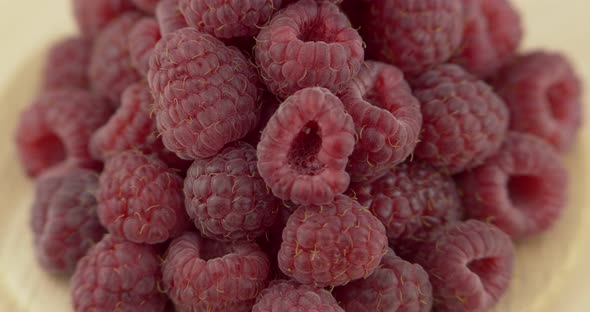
top-left (73, 0), bottom-right (137, 37)
top-left (71, 234), bottom-right (167, 312)
top-left (257, 87), bottom-right (355, 205)
top-left (252, 280), bottom-right (344, 312)
top-left (148, 27), bottom-right (261, 159)
top-left (156, 0), bottom-right (188, 35)
top-left (255, 0), bottom-right (364, 98)
top-left (411, 64), bottom-right (509, 174)
top-left (132, 0), bottom-right (159, 13)
top-left (129, 18), bottom-right (161, 76)
top-left (42, 36), bottom-right (92, 91)
top-left (278, 195), bottom-right (388, 287)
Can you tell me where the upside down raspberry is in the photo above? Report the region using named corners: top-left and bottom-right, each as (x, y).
top-left (257, 87), bottom-right (355, 205)
top-left (252, 280), bottom-right (344, 312)
top-left (41, 36), bottom-right (92, 91)
top-left (155, 0), bottom-right (188, 35)
top-left (131, 0), bottom-right (159, 13)
top-left (129, 18), bottom-right (161, 76)
top-left (73, 0), bottom-right (137, 37)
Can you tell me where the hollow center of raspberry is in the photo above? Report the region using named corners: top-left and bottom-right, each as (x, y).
top-left (299, 18), bottom-right (334, 42)
top-left (467, 257), bottom-right (502, 293)
top-left (287, 121), bottom-right (325, 175)
top-left (507, 175), bottom-right (542, 209)
top-left (200, 240), bottom-right (232, 260)
top-left (547, 81), bottom-right (571, 122)
top-left (37, 132), bottom-right (66, 168)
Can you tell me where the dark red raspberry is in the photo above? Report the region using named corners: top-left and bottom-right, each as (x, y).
top-left (278, 195), bottom-right (388, 287)
top-left (333, 248), bottom-right (433, 312)
top-left (257, 87), bottom-right (355, 205)
top-left (89, 12), bottom-right (143, 104)
top-left (411, 64), bottom-right (509, 174)
top-left (412, 220), bottom-right (514, 312)
top-left (71, 234), bottom-right (167, 312)
top-left (148, 28), bottom-right (262, 159)
top-left (156, 0), bottom-right (188, 35)
top-left (41, 36), bottom-right (92, 91)
top-left (15, 88), bottom-right (112, 177)
top-left (73, 0), bottom-right (137, 37)
top-left (175, 301), bottom-right (255, 312)
top-left (253, 280), bottom-right (344, 312)
top-left (97, 150), bottom-right (188, 244)
top-left (254, 0), bottom-right (364, 98)
top-left (457, 132), bottom-right (568, 240)
top-left (450, 0), bottom-right (523, 78)
top-left (339, 61), bottom-right (422, 183)
top-left (129, 18), bottom-right (161, 76)
top-left (491, 52), bottom-right (583, 152)
top-left (132, 0), bottom-right (159, 13)
top-left (162, 233), bottom-right (270, 309)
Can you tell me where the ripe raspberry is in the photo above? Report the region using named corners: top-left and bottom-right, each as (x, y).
top-left (71, 234), bottom-right (167, 312)
top-left (162, 233), bottom-right (270, 309)
top-left (411, 64), bottom-right (509, 174)
top-left (89, 12), bottom-right (143, 104)
top-left (132, 0), bottom-right (159, 13)
top-left (257, 87), bottom-right (355, 205)
top-left (491, 52), bottom-right (583, 152)
top-left (97, 150), bottom-right (188, 244)
top-left (73, 0), bottom-right (137, 37)
top-left (156, 0), bottom-right (188, 35)
top-left (41, 36), bottom-right (92, 91)
top-left (450, 0), bottom-right (523, 78)
top-left (333, 248), bottom-right (433, 312)
top-left (457, 132), bottom-right (568, 240)
top-left (148, 28), bottom-right (262, 159)
top-left (15, 88), bottom-right (113, 177)
top-left (254, 0), bottom-right (364, 98)
top-left (278, 195), bottom-right (388, 287)
top-left (176, 301), bottom-right (255, 312)
top-left (129, 18), bottom-right (161, 76)
top-left (340, 61), bottom-right (422, 183)
top-left (252, 280), bottom-right (344, 312)
top-left (412, 220), bottom-right (514, 312)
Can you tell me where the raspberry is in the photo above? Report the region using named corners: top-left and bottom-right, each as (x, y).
top-left (148, 28), bottom-right (262, 159)
top-left (411, 64), bottom-right (509, 174)
top-left (456, 132), bottom-right (568, 240)
top-left (155, 0), bottom-right (188, 35)
top-left (31, 167), bottom-right (105, 274)
top-left (97, 150), bottom-right (188, 244)
top-left (278, 195), bottom-right (388, 287)
top-left (41, 36), bottom-right (92, 91)
top-left (333, 248), bottom-right (433, 312)
top-left (412, 220), bottom-right (514, 312)
top-left (73, 0), bottom-right (137, 37)
top-left (71, 234), bottom-right (168, 312)
top-left (252, 280), bottom-right (344, 312)
top-left (132, 0), bottom-right (159, 13)
top-left (491, 52), bottom-right (583, 152)
top-left (339, 61), bottom-right (423, 183)
top-left (257, 87), bottom-right (355, 205)
top-left (179, 0), bottom-right (281, 39)
top-left (129, 18), bottom-right (161, 76)
top-left (184, 142), bottom-right (280, 241)
top-left (15, 88), bottom-right (113, 177)
top-left (254, 0), bottom-right (364, 98)
top-left (243, 92), bottom-right (281, 146)
top-left (162, 233), bottom-right (270, 309)
top-left (89, 12), bottom-right (143, 104)
top-left (450, 0), bottom-right (523, 78)
top-left (176, 301), bottom-right (255, 312)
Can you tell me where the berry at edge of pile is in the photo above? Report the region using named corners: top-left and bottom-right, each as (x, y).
top-left (131, 0), bottom-right (159, 13)
top-left (155, 0), bottom-right (188, 35)
top-left (41, 36), bottom-right (92, 91)
top-left (129, 17), bottom-right (161, 76)
top-left (73, 0), bottom-right (137, 37)
top-left (252, 280), bottom-right (344, 312)
top-left (257, 87), bottom-right (355, 205)
top-left (255, 0), bottom-right (364, 98)
top-left (148, 27), bottom-right (262, 159)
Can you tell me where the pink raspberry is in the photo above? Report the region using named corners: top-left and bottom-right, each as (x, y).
top-left (129, 18), bottom-right (161, 76)
top-left (15, 88), bottom-right (113, 177)
top-left (450, 0), bottom-right (522, 78)
top-left (148, 27), bottom-right (262, 159)
top-left (41, 36), bottom-right (92, 91)
top-left (162, 233), bottom-right (270, 309)
top-left (278, 195), bottom-right (388, 287)
top-left (97, 150), bottom-right (189, 244)
top-left (252, 280), bottom-right (344, 312)
top-left (411, 64), bottom-right (509, 174)
top-left (333, 248), bottom-right (433, 312)
top-left (71, 234), bottom-right (168, 312)
top-left (257, 87), bottom-right (355, 205)
top-left (339, 61), bottom-right (422, 183)
top-left (132, 0), bottom-right (159, 13)
top-left (73, 0), bottom-right (137, 37)
top-left (155, 0), bottom-right (188, 35)
top-left (254, 0), bottom-right (364, 98)
top-left (457, 132), bottom-right (568, 240)
top-left (176, 301), bottom-right (255, 312)
top-left (491, 51), bottom-right (583, 152)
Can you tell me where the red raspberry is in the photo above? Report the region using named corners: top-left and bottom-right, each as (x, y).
top-left (71, 234), bottom-right (168, 312)
top-left (333, 248), bottom-right (433, 312)
top-left (129, 18), bottom-right (161, 76)
top-left (257, 87), bottom-right (355, 205)
top-left (278, 195), bottom-right (388, 287)
top-left (450, 0), bottom-right (522, 78)
top-left (456, 132), bottom-right (568, 240)
top-left (148, 28), bottom-right (262, 159)
top-left (132, 0), bottom-right (159, 13)
top-left (252, 280), bottom-right (344, 312)
top-left (89, 12), bottom-right (143, 104)
top-left (491, 52), bottom-right (583, 152)
top-left (175, 301), bottom-right (255, 312)
top-left (254, 0), bottom-right (364, 98)
top-left (162, 233), bottom-right (270, 309)
top-left (155, 0), bottom-right (188, 35)
top-left (179, 0), bottom-right (281, 39)
top-left (41, 36), bottom-right (92, 91)
top-left (73, 0), bottom-right (137, 37)
top-left (412, 220), bottom-right (514, 312)
top-left (339, 61), bottom-right (422, 183)
top-left (15, 88), bottom-right (113, 177)
top-left (411, 64), bottom-right (509, 174)
top-left (97, 150), bottom-right (188, 244)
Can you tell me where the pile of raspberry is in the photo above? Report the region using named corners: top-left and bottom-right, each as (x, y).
top-left (16, 0), bottom-right (583, 311)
